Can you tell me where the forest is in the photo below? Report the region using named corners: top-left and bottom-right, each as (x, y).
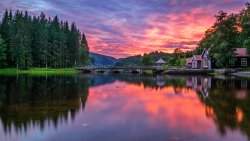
top-left (194, 3), bottom-right (250, 68)
top-left (139, 3), bottom-right (250, 68)
top-left (0, 10), bottom-right (89, 69)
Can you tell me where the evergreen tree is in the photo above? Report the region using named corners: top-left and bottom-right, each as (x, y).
top-left (62, 21), bottom-right (70, 68)
top-left (79, 33), bottom-right (89, 66)
top-left (0, 9), bottom-right (88, 69)
top-left (0, 10), bottom-right (13, 66)
top-left (0, 35), bottom-right (6, 68)
top-left (68, 23), bottom-right (80, 67)
top-left (39, 13), bottom-right (50, 68)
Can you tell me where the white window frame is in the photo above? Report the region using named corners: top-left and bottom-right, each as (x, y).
top-left (241, 58), bottom-right (247, 67)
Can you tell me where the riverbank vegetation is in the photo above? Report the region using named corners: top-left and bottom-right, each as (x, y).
top-left (0, 10), bottom-right (89, 70)
top-left (0, 68), bottom-right (81, 75)
top-left (194, 3), bottom-right (250, 68)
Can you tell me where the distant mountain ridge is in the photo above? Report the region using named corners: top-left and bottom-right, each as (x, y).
top-left (89, 52), bottom-right (176, 66)
top-left (89, 52), bottom-right (117, 66)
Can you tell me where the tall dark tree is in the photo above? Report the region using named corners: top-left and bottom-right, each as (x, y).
top-left (196, 11), bottom-right (240, 68)
top-left (79, 33), bottom-right (89, 66)
top-left (0, 10), bottom-right (13, 66)
top-left (0, 10), bottom-right (89, 69)
top-left (0, 35), bottom-right (6, 68)
top-left (240, 3), bottom-right (250, 53)
top-left (68, 23), bottom-right (80, 67)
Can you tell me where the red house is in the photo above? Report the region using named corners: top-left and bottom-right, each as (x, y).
top-left (230, 48), bottom-right (250, 68)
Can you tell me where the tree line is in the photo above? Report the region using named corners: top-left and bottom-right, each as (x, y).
top-left (141, 49), bottom-right (190, 67)
top-left (0, 10), bottom-right (89, 69)
top-left (195, 3), bottom-right (250, 68)
top-left (141, 3), bottom-right (250, 68)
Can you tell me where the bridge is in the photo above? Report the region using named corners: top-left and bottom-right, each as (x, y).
top-left (76, 66), bottom-right (165, 74)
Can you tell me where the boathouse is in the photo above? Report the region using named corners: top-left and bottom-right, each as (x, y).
top-left (230, 48), bottom-right (250, 68)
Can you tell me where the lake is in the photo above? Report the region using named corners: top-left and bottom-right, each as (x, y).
top-left (0, 74), bottom-right (249, 141)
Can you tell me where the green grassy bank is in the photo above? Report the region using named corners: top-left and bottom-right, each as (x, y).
top-left (0, 68), bottom-right (81, 75)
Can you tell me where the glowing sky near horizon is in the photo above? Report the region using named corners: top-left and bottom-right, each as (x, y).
top-left (0, 0), bottom-right (248, 58)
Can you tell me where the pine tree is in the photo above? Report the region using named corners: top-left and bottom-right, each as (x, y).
top-left (0, 9), bottom-right (89, 69)
top-left (0, 35), bottom-right (6, 68)
top-left (68, 23), bottom-right (80, 67)
top-left (0, 10), bottom-right (13, 66)
top-left (39, 13), bottom-right (49, 68)
top-left (63, 21), bottom-right (70, 68)
top-left (79, 33), bottom-right (89, 66)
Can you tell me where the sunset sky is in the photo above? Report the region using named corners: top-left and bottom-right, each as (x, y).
top-left (0, 0), bottom-right (248, 58)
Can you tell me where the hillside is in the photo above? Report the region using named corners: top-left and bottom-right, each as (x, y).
top-left (114, 52), bottom-right (175, 66)
top-left (89, 51), bottom-right (180, 66)
top-left (115, 55), bottom-right (142, 66)
top-left (89, 52), bottom-right (117, 66)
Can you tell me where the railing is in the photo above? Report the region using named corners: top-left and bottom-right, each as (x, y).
top-left (78, 65), bottom-right (164, 70)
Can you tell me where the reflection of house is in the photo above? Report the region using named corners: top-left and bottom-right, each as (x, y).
top-left (186, 77), bottom-right (193, 88)
top-left (230, 48), bottom-right (250, 68)
top-left (188, 49), bottom-right (211, 69)
top-left (186, 76), bottom-right (211, 99)
top-left (236, 90), bottom-right (247, 100)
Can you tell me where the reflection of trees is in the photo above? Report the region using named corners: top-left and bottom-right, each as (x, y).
top-left (91, 74), bottom-right (189, 91)
top-left (198, 78), bottom-right (250, 139)
top-left (0, 75), bottom-right (89, 134)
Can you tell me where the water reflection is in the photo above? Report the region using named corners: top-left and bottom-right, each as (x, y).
top-left (0, 75), bottom-right (89, 135)
top-left (198, 77), bottom-right (250, 139)
top-left (0, 74), bottom-right (249, 141)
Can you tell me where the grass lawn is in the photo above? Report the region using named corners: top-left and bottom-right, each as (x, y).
top-left (143, 70), bottom-right (153, 75)
top-left (208, 72), bottom-right (222, 76)
top-left (0, 68), bottom-right (81, 75)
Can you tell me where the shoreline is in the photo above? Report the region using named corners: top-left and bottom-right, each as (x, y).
top-left (229, 71), bottom-right (250, 78)
top-left (0, 68), bottom-right (81, 75)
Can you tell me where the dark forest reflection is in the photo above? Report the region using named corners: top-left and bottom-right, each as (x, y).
top-left (0, 74), bottom-right (250, 141)
top-left (0, 75), bottom-right (89, 134)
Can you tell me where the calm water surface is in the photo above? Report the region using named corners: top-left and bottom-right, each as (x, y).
top-left (0, 74), bottom-right (249, 141)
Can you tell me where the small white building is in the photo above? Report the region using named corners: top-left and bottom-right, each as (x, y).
top-left (156, 58), bottom-right (166, 66)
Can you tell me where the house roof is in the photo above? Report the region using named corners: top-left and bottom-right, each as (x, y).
top-left (186, 57), bottom-right (192, 63)
top-left (201, 49), bottom-right (209, 58)
top-left (193, 55), bottom-right (202, 61)
top-left (156, 58), bottom-right (166, 64)
top-left (235, 48), bottom-right (248, 57)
